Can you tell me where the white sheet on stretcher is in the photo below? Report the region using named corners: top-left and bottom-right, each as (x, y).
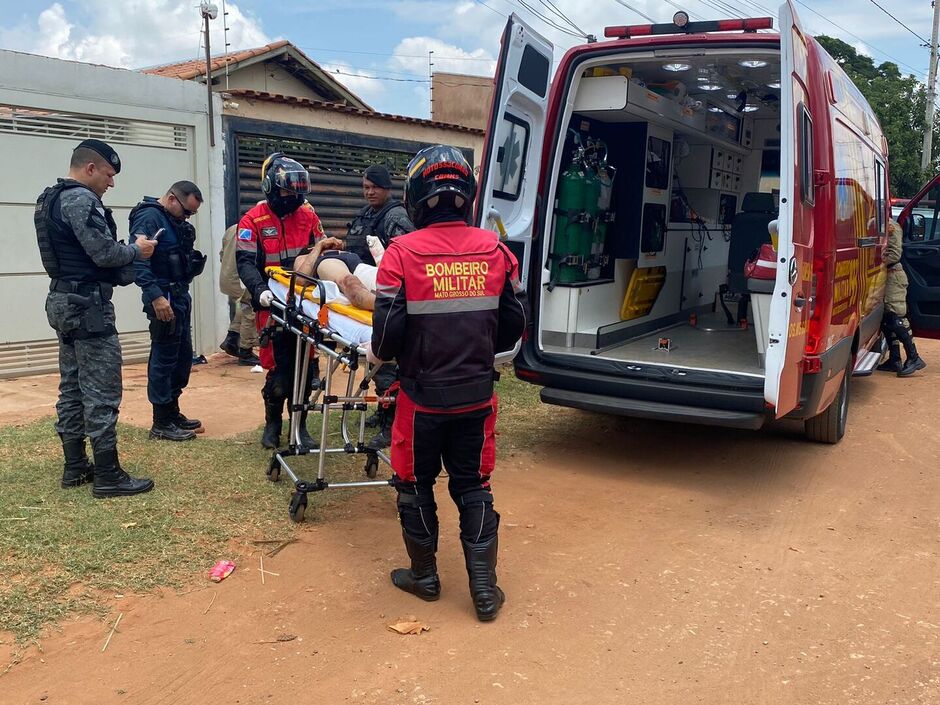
top-left (268, 278), bottom-right (372, 346)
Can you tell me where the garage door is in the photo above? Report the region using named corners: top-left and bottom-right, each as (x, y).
top-left (0, 103), bottom-right (194, 377)
top-left (234, 133), bottom-right (412, 233)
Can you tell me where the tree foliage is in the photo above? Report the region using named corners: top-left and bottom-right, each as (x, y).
top-left (815, 35), bottom-right (937, 197)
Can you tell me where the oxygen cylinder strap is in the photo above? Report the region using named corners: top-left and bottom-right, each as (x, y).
top-left (552, 208), bottom-right (592, 224)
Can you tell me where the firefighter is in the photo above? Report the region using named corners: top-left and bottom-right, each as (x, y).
top-left (236, 153), bottom-right (325, 449)
top-left (877, 219), bottom-right (926, 376)
top-left (367, 145), bottom-right (528, 622)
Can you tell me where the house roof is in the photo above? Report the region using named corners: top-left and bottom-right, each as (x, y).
top-left (143, 40), bottom-right (371, 111)
top-left (226, 89), bottom-right (485, 135)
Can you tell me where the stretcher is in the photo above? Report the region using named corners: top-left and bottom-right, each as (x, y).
top-left (264, 267), bottom-right (394, 522)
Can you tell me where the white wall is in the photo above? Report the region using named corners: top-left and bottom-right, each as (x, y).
top-left (0, 50), bottom-right (226, 377)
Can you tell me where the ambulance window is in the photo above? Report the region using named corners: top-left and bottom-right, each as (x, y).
top-left (518, 45), bottom-right (550, 98)
top-left (874, 160), bottom-right (886, 233)
top-left (798, 104), bottom-right (814, 206)
top-left (493, 113), bottom-right (529, 200)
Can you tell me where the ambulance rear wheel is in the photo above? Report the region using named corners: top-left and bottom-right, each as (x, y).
top-left (804, 360), bottom-right (850, 444)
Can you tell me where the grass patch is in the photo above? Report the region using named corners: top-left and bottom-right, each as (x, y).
top-left (0, 371), bottom-right (552, 642)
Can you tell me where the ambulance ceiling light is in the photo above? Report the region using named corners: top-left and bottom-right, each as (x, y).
top-left (699, 83), bottom-right (722, 91)
top-left (742, 104), bottom-right (759, 112)
top-left (739, 59), bottom-right (768, 68)
top-left (663, 62), bottom-right (691, 72)
top-left (767, 81), bottom-right (781, 89)
top-left (708, 106), bottom-right (724, 113)
top-left (726, 92), bottom-right (739, 99)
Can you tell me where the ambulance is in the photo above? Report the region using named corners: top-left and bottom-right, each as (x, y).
top-left (476, 3), bottom-right (904, 443)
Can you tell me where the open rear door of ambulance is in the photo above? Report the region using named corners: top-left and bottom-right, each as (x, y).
top-left (897, 172), bottom-right (940, 339)
top-left (476, 13), bottom-right (553, 289)
top-left (765, 0), bottom-right (814, 417)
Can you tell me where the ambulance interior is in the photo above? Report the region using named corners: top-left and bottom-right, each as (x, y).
top-left (540, 50), bottom-right (783, 377)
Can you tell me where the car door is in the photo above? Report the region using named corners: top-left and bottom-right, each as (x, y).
top-left (475, 13), bottom-right (553, 289)
top-left (764, 0), bottom-right (814, 417)
top-left (896, 172), bottom-right (940, 339)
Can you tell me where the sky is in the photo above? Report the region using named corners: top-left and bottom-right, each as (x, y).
top-left (0, 0), bottom-right (934, 119)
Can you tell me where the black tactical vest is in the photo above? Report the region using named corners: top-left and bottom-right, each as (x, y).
top-left (34, 180), bottom-right (126, 285)
top-left (345, 200), bottom-right (402, 265)
top-left (127, 201), bottom-right (201, 283)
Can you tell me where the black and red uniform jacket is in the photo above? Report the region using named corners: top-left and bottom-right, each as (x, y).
top-left (371, 221), bottom-right (528, 409)
top-left (235, 200), bottom-right (324, 310)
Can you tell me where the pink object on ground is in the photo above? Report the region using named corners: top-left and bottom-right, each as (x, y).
top-left (209, 560), bottom-right (236, 582)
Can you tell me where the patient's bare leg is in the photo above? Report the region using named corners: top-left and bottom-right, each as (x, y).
top-left (338, 274), bottom-right (376, 310)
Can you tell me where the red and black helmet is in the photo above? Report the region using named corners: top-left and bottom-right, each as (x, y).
top-left (404, 145), bottom-right (476, 227)
top-left (261, 153), bottom-right (310, 217)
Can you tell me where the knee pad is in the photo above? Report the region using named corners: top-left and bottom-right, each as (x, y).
top-left (457, 490), bottom-right (499, 544)
top-left (263, 376), bottom-right (288, 403)
top-left (396, 487), bottom-right (439, 539)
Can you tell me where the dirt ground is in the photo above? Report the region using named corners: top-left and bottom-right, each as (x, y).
top-left (2, 343), bottom-right (940, 704)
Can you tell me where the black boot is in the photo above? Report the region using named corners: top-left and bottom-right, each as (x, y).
top-left (897, 329), bottom-right (927, 377)
top-left (295, 411), bottom-right (319, 450)
top-left (461, 535), bottom-right (505, 622)
top-left (170, 400), bottom-right (203, 432)
top-left (262, 398), bottom-right (284, 449)
top-left (876, 341), bottom-right (902, 373)
top-left (220, 330), bottom-right (240, 357)
top-left (92, 448), bottom-right (154, 498)
top-left (60, 437), bottom-right (94, 489)
top-left (150, 403), bottom-right (197, 441)
top-left (366, 407), bottom-right (392, 450)
top-left (391, 531), bottom-right (441, 601)
top-left (238, 347), bottom-right (260, 366)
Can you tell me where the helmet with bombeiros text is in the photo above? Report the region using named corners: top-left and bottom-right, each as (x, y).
top-left (261, 153), bottom-right (310, 217)
top-left (404, 145), bottom-right (476, 228)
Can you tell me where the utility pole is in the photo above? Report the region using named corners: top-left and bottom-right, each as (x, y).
top-left (428, 50), bottom-right (434, 119)
top-left (922, 0), bottom-right (940, 174)
top-left (200, 2), bottom-right (219, 147)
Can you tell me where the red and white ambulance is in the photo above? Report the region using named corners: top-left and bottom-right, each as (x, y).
top-left (476, 2), bottom-right (919, 443)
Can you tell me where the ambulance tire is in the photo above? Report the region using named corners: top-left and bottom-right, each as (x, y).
top-left (804, 360), bottom-right (850, 444)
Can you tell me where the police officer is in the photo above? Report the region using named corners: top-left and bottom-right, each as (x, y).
top-left (236, 153), bottom-right (325, 449)
top-left (346, 165), bottom-right (414, 451)
top-left (219, 223), bottom-right (261, 366)
top-left (877, 219), bottom-right (926, 376)
top-left (367, 145), bottom-right (528, 622)
top-left (36, 139), bottom-right (157, 497)
top-left (129, 182), bottom-right (207, 441)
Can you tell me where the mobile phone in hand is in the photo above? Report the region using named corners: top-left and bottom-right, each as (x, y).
top-left (152, 228), bottom-right (166, 241)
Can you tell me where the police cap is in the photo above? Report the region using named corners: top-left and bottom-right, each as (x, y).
top-left (363, 164), bottom-right (392, 189)
top-left (75, 139), bottom-right (121, 173)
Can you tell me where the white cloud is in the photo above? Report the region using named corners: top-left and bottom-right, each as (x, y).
top-left (390, 36), bottom-right (496, 78)
top-left (7, 1), bottom-right (270, 70)
top-left (318, 61), bottom-right (387, 108)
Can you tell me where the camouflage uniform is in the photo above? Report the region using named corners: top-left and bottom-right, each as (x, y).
top-left (884, 220), bottom-right (908, 320)
top-left (878, 220), bottom-right (925, 376)
top-left (44, 186), bottom-right (137, 453)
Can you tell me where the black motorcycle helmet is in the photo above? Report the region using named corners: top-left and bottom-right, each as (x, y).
top-left (261, 153), bottom-right (310, 217)
top-left (404, 145), bottom-right (477, 228)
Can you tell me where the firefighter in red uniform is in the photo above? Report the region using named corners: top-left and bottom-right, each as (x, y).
top-left (236, 153), bottom-right (325, 449)
top-left (367, 145), bottom-right (528, 622)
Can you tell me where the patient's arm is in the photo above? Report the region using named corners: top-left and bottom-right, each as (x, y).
top-left (294, 237), bottom-right (345, 276)
top-left (316, 257), bottom-right (376, 310)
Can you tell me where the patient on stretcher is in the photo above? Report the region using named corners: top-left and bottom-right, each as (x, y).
top-left (294, 237), bottom-right (377, 310)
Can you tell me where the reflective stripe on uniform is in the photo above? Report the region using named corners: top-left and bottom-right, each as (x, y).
top-left (406, 296), bottom-right (500, 315)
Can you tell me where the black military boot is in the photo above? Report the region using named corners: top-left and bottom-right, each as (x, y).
top-left (366, 407), bottom-right (392, 451)
top-left (876, 341), bottom-right (902, 373)
top-left (294, 411), bottom-right (319, 450)
top-left (92, 448), bottom-right (154, 498)
top-left (238, 347), bottom-right (260, 366)
top-left (461, 535), bottom-right (505, 622)
top-left (149, 403), bottom-right (197, 441)
top-left (60, 437), bottom-right (94, 489)
top-left (391, 530), bottom-right (441, 601)
top-left (171, 400), bottom-right (203, 432)
top-left (220, 330), bottom-right (240, 357)
top-left (898, 341), bottom-right (927, 377)
top-left (262, 398), bottom-right (284, 449)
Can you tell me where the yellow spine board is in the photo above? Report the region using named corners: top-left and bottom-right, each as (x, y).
top-left (620, 266), bottom-right (667, 321)
top-left (265, 266), bottom-right (374, 326)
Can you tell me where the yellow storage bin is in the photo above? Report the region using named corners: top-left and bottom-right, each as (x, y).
top-left (620, 266), bottom-right (666, 321)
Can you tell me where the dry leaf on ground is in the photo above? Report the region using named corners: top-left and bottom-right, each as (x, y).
top-left (387, 621), bottom-right (430, 635)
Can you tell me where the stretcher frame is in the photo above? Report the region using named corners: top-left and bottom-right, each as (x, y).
top-left (266, 270), bottom-right (394, 522)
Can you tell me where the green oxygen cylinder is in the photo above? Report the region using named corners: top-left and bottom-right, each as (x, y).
top-left (553, 159), bottom-right (588, 284)
top-left (591, 161), bottom-right (616, 279)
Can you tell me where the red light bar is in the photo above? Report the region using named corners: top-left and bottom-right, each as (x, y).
top-left (605, 16), bottom-right (773, 39)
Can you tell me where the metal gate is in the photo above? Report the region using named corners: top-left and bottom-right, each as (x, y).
top-left (234, 133), bottom-right (413, 233)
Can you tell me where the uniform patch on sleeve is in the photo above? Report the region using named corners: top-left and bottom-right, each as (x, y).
top-left (238, 228), bottom-right (252, 241)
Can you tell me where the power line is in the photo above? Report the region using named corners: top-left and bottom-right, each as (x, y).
top-left (514, 0), bottom-right (586, 38)
top-left (537, 0), bottom-right (589, 37)
top-left (611, 0), bottom-right (656, 24)
top-left (868, 0), bottom-right (929, 45)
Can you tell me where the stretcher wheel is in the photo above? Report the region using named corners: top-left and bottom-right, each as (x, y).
top-left (267, 458), bottom-right (281, 483)
top-left (364, 455), bottom-right (379, 479)
top-left (289, 492), bottom-right (307, 522)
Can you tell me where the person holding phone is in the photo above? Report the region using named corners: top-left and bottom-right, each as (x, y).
top-left (129, 182), bottom-right (207, 441)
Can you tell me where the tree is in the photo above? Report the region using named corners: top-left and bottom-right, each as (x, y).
top-left (816, 35), bottom-right (938, 197)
